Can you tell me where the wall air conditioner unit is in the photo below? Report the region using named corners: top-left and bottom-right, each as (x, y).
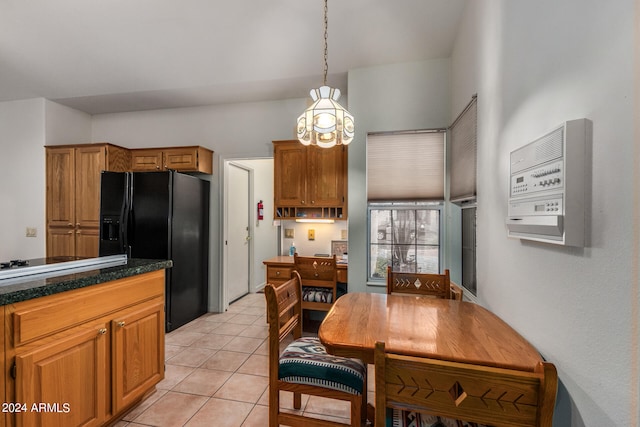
top-left (506, 118), bottom-right (591, 246)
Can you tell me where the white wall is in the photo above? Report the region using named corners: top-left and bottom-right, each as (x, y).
top-left (346, 59), bottom-right (453, 293)
top-left (451, 0), bottom-right (637, 425)
top-left (92, 98), bottom-right (307, 311)
top-left (0, 99), bottom-right (46, 260)
top-left (280, 221), bottom-right (347, 257)
top-left (0, 99), bottom-right (92, 261)
top-left (44, 99), bottom-right (92, 146)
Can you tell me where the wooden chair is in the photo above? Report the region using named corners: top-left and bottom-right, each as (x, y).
top-left (450, 281), bottom-right (464, 301)
top-left (294, 254), bottom-right (338, 312)
top-left (386, 266), bottom-right (452, 299)
top-left (374, 341), bottom-right (558, 427)
top-left (264, 273), bottom-right (365, 427)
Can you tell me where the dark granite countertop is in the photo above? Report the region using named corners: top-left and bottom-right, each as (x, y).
top-left (0, 258), bottom-right (172, 306)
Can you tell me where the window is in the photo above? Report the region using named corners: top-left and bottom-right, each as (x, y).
top-left (461, 205), bottom-right (477, 295)
top-left (368, 203), bottom-right (443, 281)
top-left (451, 95), bottom-right (478, 296)
top-left (366, 130), bottom-right (446, 283)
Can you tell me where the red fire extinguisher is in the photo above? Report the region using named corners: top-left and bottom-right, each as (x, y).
top-left (257, 200), bottom-right (264, 220)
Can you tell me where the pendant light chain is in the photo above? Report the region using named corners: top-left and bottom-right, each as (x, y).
top-left (323, 0), bottom-right (328, 86)
top-left (296, 0), bottom-right (354, 147)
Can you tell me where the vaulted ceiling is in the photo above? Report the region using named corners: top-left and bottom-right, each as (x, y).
top-left (1, 0), bottom-right (466, 114)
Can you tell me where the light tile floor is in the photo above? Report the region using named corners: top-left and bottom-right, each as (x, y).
top-left (113, 292), bottom-right (374, 427)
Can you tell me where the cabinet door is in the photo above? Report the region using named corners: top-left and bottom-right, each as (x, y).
top-left (274, 142), bottom-right (307, 206)
top-left (75, 227), bottom-right (99, 258)
top-left (308, 145), bottom-right (346, 207)
top-left (111, 301), bottom-right (164, 413)
top-left (75, 146), bottom-right (106, 230)
top-left (163, 147), bottom-right (199, 171)
top-left (131, 149), bottom-right (163, 171)
top-left (47, 226), bottom-right (76, 258)
top-left (15, 322), bottom-right (108, 427)
top-left (46, 147), bottom-right (75, 228)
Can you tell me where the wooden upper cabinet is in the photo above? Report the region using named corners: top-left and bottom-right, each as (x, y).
top-left (75, 146), bottom-right (106, 229)
top-left (130, 149), bottom-right (163, 171)
top-left (274, 142), bottom-right (307, 206)
top-left (45, 143), bottom-right (130, 258)
top-left (46, 147), bottom-right (76, 228)
top-left (273, 140), bottom-right (348, 219)
top-left (130, 146), bottom-right (213, 174)
top-left (308, 145), bottom-right (346, 207)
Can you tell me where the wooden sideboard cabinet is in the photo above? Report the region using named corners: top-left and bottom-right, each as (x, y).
top-left (3, 270), bottom-right (165, 427)
top-left (263, 256), bottom-right (348, 286)
top-left (273, 140), bottom-right (347, 220)
top-left (130, 146), bottom-right (213, 174)
top-left (45, 143), bottom-right (130, 258)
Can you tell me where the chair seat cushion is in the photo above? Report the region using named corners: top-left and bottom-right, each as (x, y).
top-left (387, 408), bottom-right (493, 427)
top-left (279, 337), bottom-right (365, 395)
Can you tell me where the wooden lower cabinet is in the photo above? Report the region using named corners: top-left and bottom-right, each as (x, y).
top-left (15, 321), bottom-right (109, 427)
top-left (112, 301), bottom-right (164, 413)
top-left (4, 270), bottom-right (166, 427)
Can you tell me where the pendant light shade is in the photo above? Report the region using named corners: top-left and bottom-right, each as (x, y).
top-left (297, 86), bottom-right (354, 148)
top-left (296, 0), bottom-right (354, 148)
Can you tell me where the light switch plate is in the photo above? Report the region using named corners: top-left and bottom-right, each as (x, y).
top-left (26, 227), bottom-right (37, 237)
top-left (308, 229), bottom-right (315, 240)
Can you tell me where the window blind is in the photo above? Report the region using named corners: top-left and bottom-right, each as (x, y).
top-left (449, 95), bottom-right (477, 202)
top-left (367, 131), bottom-right (445, 201)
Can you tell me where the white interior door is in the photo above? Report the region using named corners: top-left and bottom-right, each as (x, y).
top-left (227, 163), bottom-right (251, 302)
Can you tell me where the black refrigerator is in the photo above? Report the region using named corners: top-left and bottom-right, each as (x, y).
top-left (99, 170), bottom-right (209, 332)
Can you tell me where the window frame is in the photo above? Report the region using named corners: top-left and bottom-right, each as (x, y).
top-left (367, 201), bottom-right (444, 285)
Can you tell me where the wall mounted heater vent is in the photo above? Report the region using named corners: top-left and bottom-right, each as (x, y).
top-left (506, 118), bottom-right (591, 246)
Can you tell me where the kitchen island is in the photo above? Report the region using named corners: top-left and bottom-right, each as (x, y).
top-left (1, 257), bottom-right (171, 427)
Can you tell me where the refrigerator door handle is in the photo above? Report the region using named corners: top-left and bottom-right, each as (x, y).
top-left (125, 172), bottom-right (135, 257)
top-left (119, 172), bottom-right (129, 254)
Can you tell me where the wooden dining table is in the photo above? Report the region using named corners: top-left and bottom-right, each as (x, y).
top-left (318, 292), bottom-right (543, 370)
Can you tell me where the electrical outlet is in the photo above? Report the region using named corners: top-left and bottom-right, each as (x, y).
top-left (308, 229), bottom-right (315, 240)
top-left (26, 227), bottom-right (37, 237)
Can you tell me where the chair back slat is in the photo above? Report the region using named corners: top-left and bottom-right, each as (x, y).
top-left (294, 254), bottom-right (337, 283)
top-left (386, 266), bottom-right (451, 299)
top-left (374, 341), bottom-right (557, 427)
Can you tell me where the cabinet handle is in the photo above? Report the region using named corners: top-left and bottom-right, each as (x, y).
top-left (117, 321), bottom-right (126, 328)
top-left (301, 200), bottom-right (305, 204)
top-left (67, 223), bottom-right (73, 227)
top-left (76, 230), bottom-right (81, 234)
top-left (76, 223), bottom-right (80, 226)
top-left (276, 271), bottom-right (280, 276)
top-left (98, 328), bottom-right (107, 335)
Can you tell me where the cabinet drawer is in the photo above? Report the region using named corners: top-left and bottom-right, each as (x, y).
top-left (267, 266), bottom-right (293, 282)
top-left (12, 270), bottom-right (165, 346)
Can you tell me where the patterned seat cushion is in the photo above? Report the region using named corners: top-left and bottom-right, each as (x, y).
top-left (387, 408), bottom-right (493, 427)
top-left (279, 337), bottom-right (365, 395)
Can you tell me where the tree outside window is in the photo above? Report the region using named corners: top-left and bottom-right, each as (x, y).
top-left (368, 204), bottom-right (441, 281)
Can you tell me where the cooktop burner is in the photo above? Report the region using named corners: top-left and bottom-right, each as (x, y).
top-left (0, 259), bottom-right (30, 269)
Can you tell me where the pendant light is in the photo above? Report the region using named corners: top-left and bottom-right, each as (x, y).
top-left (296, 0), bottom-right (354, 148)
